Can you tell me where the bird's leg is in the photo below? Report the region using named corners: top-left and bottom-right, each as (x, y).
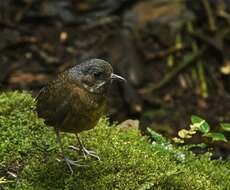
top-left (76, 134), bottom-right (101, 161)
top-left (55, 129), bottom-right (86, 174)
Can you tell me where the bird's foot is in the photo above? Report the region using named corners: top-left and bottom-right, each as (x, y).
top-left (81, 147), bottom-right (101, 161)
top-left (69, 145), bottom-right (80, 151)
top-left (63, 157), bottom-right (87, 174)
top-left (69, 145), bottom-right (100, 161)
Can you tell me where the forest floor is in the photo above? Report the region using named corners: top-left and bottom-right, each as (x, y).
top-left (1, 0), bottom-right (230, 157)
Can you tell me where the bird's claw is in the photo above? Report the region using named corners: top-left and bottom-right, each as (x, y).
top-left (81, 147), bottom-right (101, 161)
top-left (63, 157), bottom-right (87, 174)
top-left (68, 145), bottom-right (80, 151)
top-left (69, 144), bottom-right (100, 161)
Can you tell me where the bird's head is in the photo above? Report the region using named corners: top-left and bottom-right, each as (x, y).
top-left (68, 59), bottom-right (125, 94)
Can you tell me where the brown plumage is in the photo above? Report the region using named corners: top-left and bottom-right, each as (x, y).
top-left (36, 59), bottom-right (125, 173)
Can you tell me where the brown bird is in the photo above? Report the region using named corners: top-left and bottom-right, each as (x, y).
top-left (36, 59), bottom-right (125, 173)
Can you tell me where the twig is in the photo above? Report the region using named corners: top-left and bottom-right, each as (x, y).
top-left (141, 47), bottom-right (206, 94)
top-left (188, 22), bottom-right (209, 98)
top-left (145, 44), bottom-right (186, 60)
top-left (201, 0), bottom-right (216, 31)
top-left (0, 36), bottom-right (38, 53)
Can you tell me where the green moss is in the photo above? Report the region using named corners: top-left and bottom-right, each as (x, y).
top-left (1, 91), bottom-right (230, 190)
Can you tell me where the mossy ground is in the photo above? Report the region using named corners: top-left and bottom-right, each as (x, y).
top-left (0, 91), bottom-right (230, 190)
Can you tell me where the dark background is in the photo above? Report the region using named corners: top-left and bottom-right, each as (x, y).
top-left (1, 0), bottom-right (230, 157)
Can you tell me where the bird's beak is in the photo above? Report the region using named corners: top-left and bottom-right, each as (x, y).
top-left (110, 73), bottom-right (126, 82)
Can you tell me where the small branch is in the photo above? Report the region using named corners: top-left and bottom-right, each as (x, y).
top-left (145, 44), bottom-right (186, 60)
top-left (201, 0), bottom-right (216, 31)
top-left (141, 47), bottom-right (206, 94)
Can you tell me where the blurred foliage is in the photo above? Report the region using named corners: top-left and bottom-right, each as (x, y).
top-left (1, 91), bottom-right (230, 189)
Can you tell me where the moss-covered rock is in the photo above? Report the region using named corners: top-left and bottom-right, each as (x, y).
top-left (0, 91), bottom-right (230, 190)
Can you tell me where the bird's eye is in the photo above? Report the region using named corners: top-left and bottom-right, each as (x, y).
top-left (94, 71), bottom-right (103, 78)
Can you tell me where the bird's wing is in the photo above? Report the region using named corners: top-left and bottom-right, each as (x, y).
top-left (36, 79), bottom-right (76, 127)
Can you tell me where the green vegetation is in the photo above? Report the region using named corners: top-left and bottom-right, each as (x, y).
top-left (1, 91), bottom-right (230, 190)
top-left (173, 115), bottom-right (230, 144)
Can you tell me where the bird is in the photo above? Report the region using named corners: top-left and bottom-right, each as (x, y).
top-left (36, 59), bottom-right (125, 173)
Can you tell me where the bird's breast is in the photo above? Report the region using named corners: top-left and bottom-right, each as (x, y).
top-left (60, 85), bottom-right (106, 133)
